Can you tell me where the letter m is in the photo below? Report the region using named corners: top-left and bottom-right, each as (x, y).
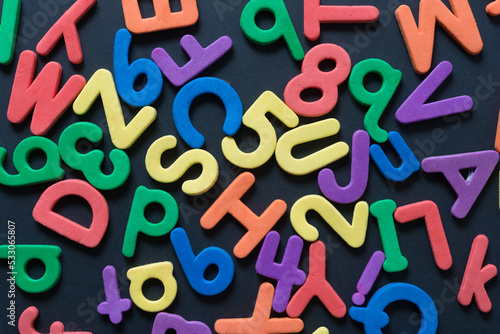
top-left (395, 0), bottom-right (482, 74)
top-left (7, 50), bottom-right (86, 135)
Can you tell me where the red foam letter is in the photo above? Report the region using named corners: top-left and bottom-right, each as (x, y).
top-left (32, 179), bottom-right (109, 248)
top-left (36, 0), bottom-right (97, 65)
top-left (304, 0), bottom-right (379, 41)
top-left (458, 235), bottom-right (497, 312)
top-left (7, 50), bottom-right (86, 135)
top-left (286, 241), bottom-right (346, 318)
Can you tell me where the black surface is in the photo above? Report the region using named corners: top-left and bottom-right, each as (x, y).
top-left (1, 0), bottom-right (500, 333)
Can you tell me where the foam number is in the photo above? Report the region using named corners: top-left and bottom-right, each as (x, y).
top-left (284, 44), bottom-right (351, 117)
top-left (304, 0), bottom-right (378, 41)
top-left (255, 231), bottom-right (306, 313)
top-left (421, 150), bottom-right (499, 219)
top-left (0, 245), bottom-right (62, 293)
top-left (395, 0), bottom-right (482, 74)
top-left (275, 119), bottom-right (349, 175)
top-left (36, 0), bottom-right (97, 65)
top-left (349, 58), bottom-right (401, 143)
top-left (394, 200), bottom-right (452, 270)
top-left (7, 50), bottom-right (86, 136)
top-left (127, 262), bottom-right (177, 312)
top-left (290, 195), bottom-right (369, 247)
top-left (114, 28), bottom-right (163, 107)
top-left (122, 186), bottom-right (178, 258)
top-left (173, 77), bottom-right (242, 148)
top-left (0, 0), bottom-right (21, 65)
top-left (318, 130), bottom-right (370, 204)
top-left (33, 179), bottom-right (109, 248)
top-left (370, 199), bottom-right (408, 272)
top-left (152, 313), bottom-right (211, 334)
top-left (121, 0), bottom-right (198, 34)
top-left (221, 91), bottom-right (299, 169)
top-left (171, 228), bottom-right (234, 296)
top-left (152, 34), bottom-right (232, 87)
top-left (145, 135), bottom-right (218, 196)
top-left (370, 131), bottom-right (420, 181)
top-left (0, 136), bottom-right (64, 187)
top-left (58, 122), bottom-right (131, 191)
top-left (287, 241), bottom-right (346, 318)
top-left (19, 306), bottom-right (91, 334)
top-left (349, 283), bottom-right (438, 334)
top-left (215, 282), bottom-right (304, 334)
top-left (240, 0), bottom-right (304, 61)
top-left (200, 172), bottom-right (287, 259)
top-left (73, 69), bottom-right (157, 150)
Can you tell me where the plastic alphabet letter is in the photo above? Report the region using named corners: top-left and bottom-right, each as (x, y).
top-left (0, 245), bottom-right (61, 293)
top-left (255, 231), bottom-right (306, 313)
top-left (19, 306), bottom-right (91, 334)
top-left (127, 262), bottom-right (177, 312)
top-left (370, 200), bottom-right (408, 272)
top-left (458, 235), bottom-right (497, 312)
top-left (33, 179), bottom-right (109, 248)
top-left (350, 283), bottom-right (438, 334)
top-left (173, 77), bottom-right (243, 148)
top-left (114, 28), bottom-right (163, 107)
top-left (396, 61), bottom-right (473, 124)
top-left (122, 186), bottom-right (178, 258)
top-left (394, 200), bottom-right (452, 270)
top-left (0, 136), bottom-right (64, 187)
top-left (421, 150), bottom-right (499, 219)
top-left (145, 135), bottom-right (218, 196)
top-left (304, 0), bottom-right (379, 41)
top-left (152, 35), bottom-right (232, 87)
top-left (73, 69), bottom-right (157, 150)
top-left (215, 282), bottom-right (304, 334)
top-left (97, 265), bottom-right (132, 324)
top-left (0, 0), bottom-right (21, 65)
top-left (152, 312), bottom-right (211, 334)
top-left (36, 0), bottom-right (97, 65)
top-left (7, 50), bottom-right (86, 136)
top-left (290, 195), bottom-right (369, 247)
top-left (348, 58), bottom-right (401, 143)
top-left (200, 172), bottom-right (287, 259)
top-left (318, 130), bottom-right (370, 204)
top-left (286, 241), bottom-right (346, 318)
top-left (240, 0), bottom-right (304, 61)
top-left (395, 0), bottom-right (482, 74)
top-left (370, 131), bottom-right (420, 181)
top-left (122, 0), bottom-right (198, 34)
top-left (171, 227), bottom-right (234, 296)
top-left (275, 119), bottom-right (349, 176)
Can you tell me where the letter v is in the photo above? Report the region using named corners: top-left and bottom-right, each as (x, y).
top-left (73, 69), bottom-right (157, 150)
top-left (396, 61), bottom-right (473, 124)
top-left (7, 50), bottom-right (86, 135)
